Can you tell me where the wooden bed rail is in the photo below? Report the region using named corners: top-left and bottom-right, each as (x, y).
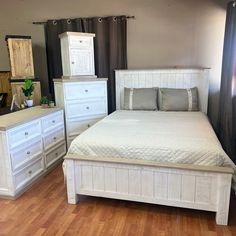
top-left (64, 154), bottom-right (234, 174)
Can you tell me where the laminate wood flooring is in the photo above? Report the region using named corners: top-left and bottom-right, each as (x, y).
top-left (0, 165), bottom-right (235, 236)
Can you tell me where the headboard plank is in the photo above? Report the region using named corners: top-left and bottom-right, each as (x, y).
top-left (115, 69), bottom-right (210, 113)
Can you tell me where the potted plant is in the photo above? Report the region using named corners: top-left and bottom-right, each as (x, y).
top-left (22, 79), bottom-right (34, 107)
top-left (40, 96), bottom-right (49, 108)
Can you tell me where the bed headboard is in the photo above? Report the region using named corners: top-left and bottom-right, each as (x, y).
top-left (115, 68), bottom-right (210, 113)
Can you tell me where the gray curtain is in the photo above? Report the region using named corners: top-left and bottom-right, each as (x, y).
top-left (45, 16), bottom-right (127, 113)
top-left (218, 1), bottom-right (236, 163)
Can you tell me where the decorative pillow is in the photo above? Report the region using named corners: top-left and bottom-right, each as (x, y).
top-left (123, 88), bottom-right (158, 110)
top-left (158, 87), bottom-right (199, 111)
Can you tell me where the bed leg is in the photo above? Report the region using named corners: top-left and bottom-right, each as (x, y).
top-left (68, 193), bottom-right (79, 204)
top-left (215, 174), bottom-right (232, 225)
top-left (66, 160), bottom-right (79, 204)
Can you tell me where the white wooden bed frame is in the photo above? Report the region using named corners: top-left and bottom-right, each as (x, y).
top-left (65, 69), bottom-right (233, 225)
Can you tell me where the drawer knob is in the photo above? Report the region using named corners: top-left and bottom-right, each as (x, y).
top-left (71, 61), bottom-right (75, 64)
top-left (25, 132), bottom-right (29, 136)
top-left (86, 106), bottom-right (89, 110)
top-left (87, 124), bottom-right (91, 128)
top-left (79, 40), bottom-right (82, 43)
top-left (55, 152), bottom-right (58, 156)
top-left (85, 89), bottom-right (88, 93)
top-left (53, 137), bottom-right (57, 140)
top-left (28, 170), bottom-right (32, 175)
top-left (52, 120), bottom-right (56, 123)
top-left (27, 151), bottom-right (30, 155)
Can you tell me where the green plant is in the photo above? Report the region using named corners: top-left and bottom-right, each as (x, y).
top-left (22, 80), bottom-right (34, 100)
top-left (40, 96), bottom-right (49, 105)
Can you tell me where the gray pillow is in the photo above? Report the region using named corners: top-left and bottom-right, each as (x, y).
top-left (124, 87), bottom-right (158, 110)
top-left (158, 87), bottom-right (199, 111)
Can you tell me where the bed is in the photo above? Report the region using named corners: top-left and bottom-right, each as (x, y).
top-left (64, 68), bottom-right (235, 225)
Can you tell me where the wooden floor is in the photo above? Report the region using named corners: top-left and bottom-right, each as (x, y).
top-left (0, 166), bottom-right (236, 236)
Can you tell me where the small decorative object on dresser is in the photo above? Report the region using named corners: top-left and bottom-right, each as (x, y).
top-left (22, 79), bottom-right (34, 107)
top-left (40, 96), bottom-right (49, 108)
top-left (0, 106), bottom-right (66, 199)
top-left (54, 78), bottom-right (108, 148)
top-left (49, 101), bottom-right (55, 108)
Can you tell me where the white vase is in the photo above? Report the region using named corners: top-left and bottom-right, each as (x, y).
top-left (26, 99), bottom-right (33, 107)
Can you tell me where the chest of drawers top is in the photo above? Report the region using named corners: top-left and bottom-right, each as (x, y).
top-left (0, 106), bottom-right (63, 131)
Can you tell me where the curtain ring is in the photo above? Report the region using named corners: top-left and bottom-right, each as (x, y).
top-left (98, 18), bottom-right (102, 23)
top-left (67, 19), bottom-right (71, 24)
top-left (113, 16), bottom-right (117, 22)
top-left (53, 20), bottom-right (57, 25)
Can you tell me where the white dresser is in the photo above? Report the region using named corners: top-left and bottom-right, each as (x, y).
top-left (59, 32), bottom-right (95, 77)
top-left (0, 106), bottom-right (66, 199)
top-left (54, 78), bottom-right (108, 148)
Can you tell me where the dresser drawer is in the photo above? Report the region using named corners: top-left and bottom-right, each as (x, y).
top-left (64, 81), bottom-right (106, 100)
top-left (67, 117), bottom-right (103, 137)
top-left (8, 120), bottom-right (41, 149)
top-left (11, 138), bottom-right (43, 172)
top-left (41, 110), bottom-right (64, 134)
top-left (43, 127), bottom-right (65, 151)
top-left (69, 36), bottom-right (92, 48)
top-left (66, 99), bottom-right (107, 119)
top-left (14, 158), bottom-right (43, 191)
top-left (45, 143), bottom-right (66, 168)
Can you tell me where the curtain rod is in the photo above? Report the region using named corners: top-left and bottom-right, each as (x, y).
top-left (32, 16), bottom-right (135, 25)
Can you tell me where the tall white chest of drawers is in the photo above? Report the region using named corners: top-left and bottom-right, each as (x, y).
top-left (0, 107), bottom-right (66, 199)
top-left (54, 78), bottom-right (108, 148)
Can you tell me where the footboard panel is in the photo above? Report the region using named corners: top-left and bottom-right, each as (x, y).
top-left (66, 159), bottom-right (232, 225)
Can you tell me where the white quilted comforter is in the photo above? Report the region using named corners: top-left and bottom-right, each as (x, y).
top-left (68, 110), bottom-right (236, 189)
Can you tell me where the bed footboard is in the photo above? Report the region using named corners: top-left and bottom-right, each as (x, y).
top-left (65, 157), bottom-right (232, 225)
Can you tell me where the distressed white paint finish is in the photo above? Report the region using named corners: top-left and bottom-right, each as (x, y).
top-left (0, 108), bottom-right (66, 199)
top-left (66, 160), bottom-right (79, 204)
top-left (141, 170), bottom-right (154, 198)
top-left (168, 173), bottom-right (181, 201)
top-left (216, 174), bottom-right (232, 225)
top-left (54, 80), bottom-right (108, 149)
top-left (65, 68), bottom-right (233, 225)
top-left (67, 159), bottom-right (232, 225)
top-left (60, 33), bottom-right (95, 76)
top-left (115, 69), bottom-right (210, 113)
top-left (104, 167), bottom-right (116, 192)
top-left (155, 172), bottom-right (168, 199)
top-left (129, 169), bottom-right (141, 196)
top-left (117, 168), bottom-right (129, 194)
top-left (181, 175), bottom-right (196, 202)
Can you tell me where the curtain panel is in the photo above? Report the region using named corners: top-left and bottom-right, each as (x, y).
top-left (45, 16), bottom-right (127, 113)
top-left (218, 1), bottom-right (236, 163)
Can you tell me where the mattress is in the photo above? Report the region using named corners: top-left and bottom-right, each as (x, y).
top-left (68, 110), bottom-right (236, 189)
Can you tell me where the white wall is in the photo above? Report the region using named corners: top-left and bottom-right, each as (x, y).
top-left (0, 0), bottom-right (228, 127)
